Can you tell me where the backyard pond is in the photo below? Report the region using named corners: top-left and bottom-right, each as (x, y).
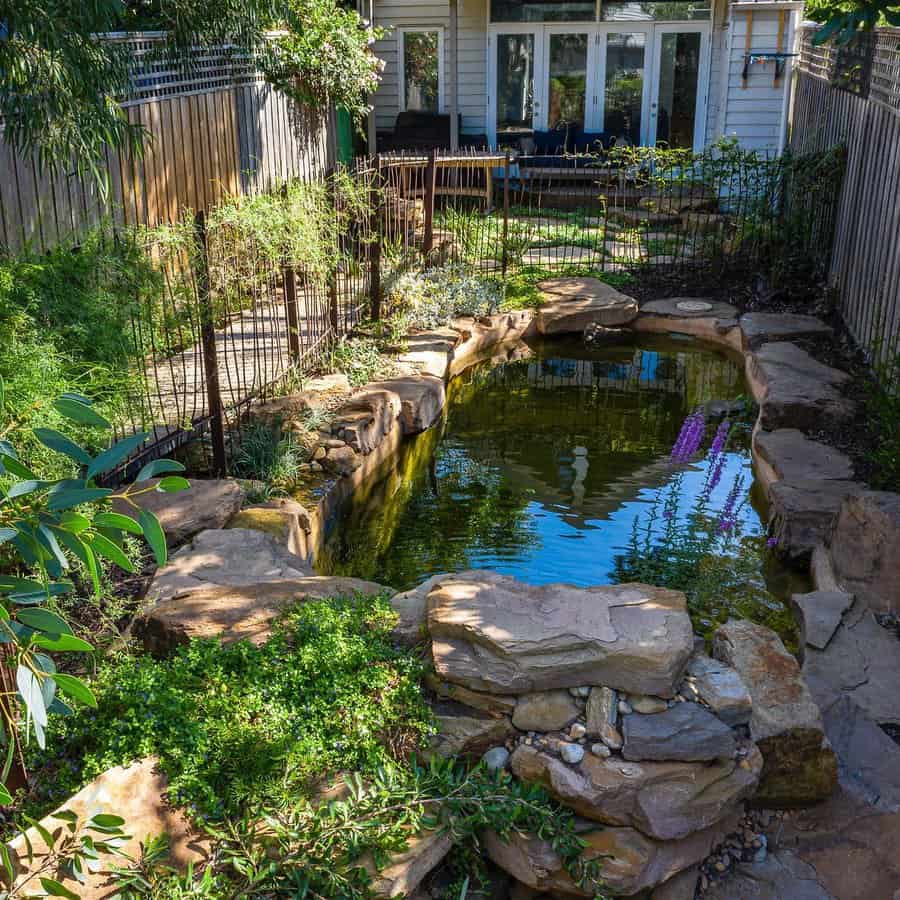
top-left (316, 336), bottom-right (803, 643)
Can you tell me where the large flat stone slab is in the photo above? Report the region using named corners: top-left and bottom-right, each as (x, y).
top-left (363, 828), bottom-right (453, 898)
top-left (713, 619), bottom-right (837, 807)
top-left (753, 429), bottom-right (854, 492)
top-left (511, 744), bottom-right (761, 841)
top-left (826, 490), bottom-right (900, 614)
top-left (747, 342), bottom-right (854, 433)
top-left (144, 528), bottom-right (311, 605)
top-left (768, 479), bottom-right (860, 563)
top-left (703, 850), bottom-right (834, 900)
top-left (802, 603), bottom-right (900, 728)
top-left (368, 375), bottom-right (445, 435)
top-left (739, 313), bottom-right (832, 349)
top-left (395, 328), bottom-right (456, 379)
top-left (114, 478), bottom-right (244, 548)
top-left (535, 278), bottom-right (639, 335)
top-left (640, 298), bottom-right (738, 320)
top-left (7, 758), bottom-right (206, 899)
top-left (427, 572), bottom-right (694, 698)
top-left (485, 812), bottom-right (740, 897)
top-left (137, 575), bottom-right (387, 653)
top-left (621, 702), bottom-right (736, 762)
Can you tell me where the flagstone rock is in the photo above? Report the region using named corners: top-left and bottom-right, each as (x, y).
top-left (429, 702), bottom-right (515, 759)
top-left (227, 497), bottom-right (312, 559)
top-left (826, 490), bottom-right (900, 614)
top-left (252, 373), bottom-right (351, 426)
top-left (512, 690), bottom-right (581, 732)
top-left (115, 478), bottom-right (244, 548)
top-left (791, 590), bottom-right (854, 653)
top-left (739, 313), bottom-right (832, 349)
top-left (484, 812), bottom-right (740, 897)
top-left (144, 528), bottom-right (312, 605)
top-left (396, 328), bottom-right (457, 379)
top-left (753, 429), bottom-right (854, 495)
top-left (585, 686), bottom-right (621, 749)
top-left (535, 278), bottom-right (639, 335)
top-left (368, 375), bottom-right (446, 435)
top-left (768, 480), bottom-right (861, 563)
top-left (332, 388), bottom-right (402, 455)
top-left (364, 828), bottom-right (454, 898)
top-left (427, 572), bottom-right (694, 698)
top-left (622, 702), bottom-right (736, 762)
top-left (746, 342), bottom-right (854, 433)
top-left (712, 619), bottom-right (837, 807)
top-left (138, 575), bottom-right (387, 652)
top-left (424, 674), bottom-right (517, 718)
top-left (682, 654), bottom-right (752, 726)
top-left (511, 744), bottom-right (761, 841)
top-left (702, 850), bottom-right (834, 900)
top-left (6, 758), bottom-right (206, 899)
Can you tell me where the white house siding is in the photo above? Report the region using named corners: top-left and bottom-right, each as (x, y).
top-left (704, 0), bottom-right (730, 143)
top-left (720, 6), bottom-right (795, 152)
top-left (371, 0), bottom-right (489, 135)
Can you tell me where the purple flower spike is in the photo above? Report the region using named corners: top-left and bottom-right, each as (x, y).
top-left (670, 410), bottom-right (706, 464)
top-left (766, 536), bottom-right (778, 548)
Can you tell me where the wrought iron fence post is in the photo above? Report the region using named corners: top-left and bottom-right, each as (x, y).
top-left (502, 151), bottom-right (511, 280)
top-left (327, 168), bottom-right (340, 334)
top-left (193, 210), bottom-right (227, 476)
top-left (423, 148), bottom-right (437, 262)
top-left (280, 184), bottom-right (302, 365)
top-left (369, 157), bottom-right (383, 321)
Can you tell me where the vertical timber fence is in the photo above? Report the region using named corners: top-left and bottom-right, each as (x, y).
top-left (0, 32), bottom-right (336, 254)
top-left (792, 25), bottom-right (900, 376)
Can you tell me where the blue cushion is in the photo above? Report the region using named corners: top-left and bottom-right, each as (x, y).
top-left (569, 130), bottom-right (609, 153)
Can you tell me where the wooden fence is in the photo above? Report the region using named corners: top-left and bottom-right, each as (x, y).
top-left (791, 25), bottom-right (900, 375)
top-left (0, 33), bottom-right (336, 253)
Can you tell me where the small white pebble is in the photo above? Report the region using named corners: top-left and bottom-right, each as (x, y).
top-left (560, 742), bottom-right (585, 765)
top-left (570, 723), bottom-right (587, 740)
top-left (618, 700), bottom-right (633, 715)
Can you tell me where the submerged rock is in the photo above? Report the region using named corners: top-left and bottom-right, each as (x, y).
top-left (511, 744), bottom-right (761, 841)
top-left (712, 619), bottom-right (837, 807)
top-left (427, 572), bottom-right (694, 698)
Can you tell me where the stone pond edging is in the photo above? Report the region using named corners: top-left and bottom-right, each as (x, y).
top-left (12, 279), bottom-right (899, 898)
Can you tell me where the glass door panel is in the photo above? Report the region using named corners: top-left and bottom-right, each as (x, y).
top-left (496, 33), bottom-right (537, 140)
top-left (603, 33), bottom-right (647, 146)
top-left (654, 31), bottom-right (702, 148)
top-left (547, 33), bottom-right (589, 131)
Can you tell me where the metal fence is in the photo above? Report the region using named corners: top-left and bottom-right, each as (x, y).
top-left (793, 25), bottom-right (900, 378)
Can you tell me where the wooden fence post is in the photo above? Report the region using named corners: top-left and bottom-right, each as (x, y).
top-left (369, 158), bottom-right (383, 321)
top-left (422, 148), bottom-right (437, 262)
top-left (502, 151), bottom-right (511, 280)
top-left (194, 210), bottom-right (227, 476)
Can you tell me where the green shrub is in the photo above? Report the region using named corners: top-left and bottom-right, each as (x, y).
top-left (28, 594), bottom-right (433, 819)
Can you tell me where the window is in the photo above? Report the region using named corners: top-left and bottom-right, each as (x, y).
top-left (491, 0), bottom-right (597, 22)
top-left (400, 29), bottom-right (443, 112)
top-left (601, 2), bottom-right (710, 21)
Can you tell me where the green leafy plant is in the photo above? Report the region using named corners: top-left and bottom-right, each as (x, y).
top-left (0, 381), bottom-right (188, 801)
top-left (865, 348), bottom-right (900, 491)
top-left (2, 809), bottom-right (130, 899)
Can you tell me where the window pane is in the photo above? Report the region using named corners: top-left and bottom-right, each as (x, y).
top-left (656, 32), bottom-right (701, 148)
top-left (604, 33), bottom-right (645, 145)
top-left (491, 0), bottom-right (596, 22)
top-left (602, 2), bottom-right (710, 21)
top-left (404, 32), bottom-right (440, 112)
top-left (548, 34), bottom-right (588, 130)
top-left (497, 34), bottom-right (535, 138)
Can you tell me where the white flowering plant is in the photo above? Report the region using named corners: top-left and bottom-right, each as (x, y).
top-left (384, 265), bottom-right (502, 331)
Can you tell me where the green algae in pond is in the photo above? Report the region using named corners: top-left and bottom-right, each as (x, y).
top-left (315, 337), bottom-right (800, 645)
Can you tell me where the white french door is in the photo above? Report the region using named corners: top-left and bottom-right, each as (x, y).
top-left (649, 24), bottom-right (710, 151)
top-left (488, 23), bottom-right (710, 150)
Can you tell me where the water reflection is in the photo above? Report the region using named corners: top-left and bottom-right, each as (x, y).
top-left (316, 336), bottom-right (772, 592)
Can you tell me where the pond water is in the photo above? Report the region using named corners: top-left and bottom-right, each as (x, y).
top-left (316, 337), bottom-right (802, 642)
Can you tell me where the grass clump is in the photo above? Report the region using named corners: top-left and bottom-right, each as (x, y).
top-left (864, 349), bottom-right (900, 492)
top-left (28, 594), bottom-right (433, 820)
top-left (230, 420), bottom-right (309, 496)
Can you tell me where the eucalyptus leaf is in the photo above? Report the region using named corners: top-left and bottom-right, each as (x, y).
top-left (47, 487), bottom-right (113, 511)
top-left (33, 429), bottom-right (92, 467)
top-left (85, 431), bottom-right (149, 480)
top-left (52, 673), bottom-right (98, 708)
top-left (135, 458), bottom-right (186, 481)
top-left (53, 397), bottom-right (110, 430)
top-left (138, 507), bottom-right (167, 567)
top-left (89, 533), bottom-right (136, 572)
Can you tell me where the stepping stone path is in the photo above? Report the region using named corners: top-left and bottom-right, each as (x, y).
top-left (739, 312), bottom-right (833, 349)
top-left (535, 277), bottom-right (639, 336)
